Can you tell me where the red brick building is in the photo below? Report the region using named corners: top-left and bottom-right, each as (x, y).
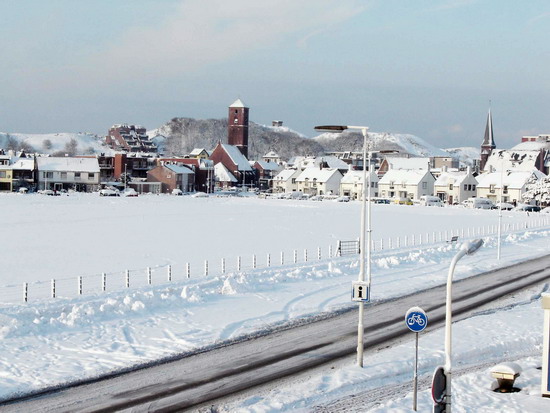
top-left (227, 99), bottom-right (249, 158)
top-left (147, 164), bottom-right (194, 193)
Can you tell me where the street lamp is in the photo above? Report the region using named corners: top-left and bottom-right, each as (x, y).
top-left (444, 238), bottom-right (483, 412)
top-left (314, 124), bottom-right (370, 367)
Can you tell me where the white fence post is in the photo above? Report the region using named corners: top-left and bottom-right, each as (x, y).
top-left (23, 282), bottom-right (28, 303)
top-left (204, 260), bottom-right (208, 276)
top-left (167, 265), bottom-right (172, 282)
top-left (252, 254), bottom-right (256, 269)
top-left (329, 244), bottom-right (333, 258)
top-left (237, 256), bottom-right (241, 271)
top-left (280, 251), bottom-right (284, 265)
top-left (51, 279), bottom-right (56, 298)
top-left (102, 272), bottom-right (106, 292)
top-left (389, 238), bottom-right (392, 249)
top-left (147, 267), bottom-right (152, 285)
top-left (78, 276), bottom-right (83, 295)
top-left (304, 249), bottom-right (308, 262)
top-left (126, 270), bottom-right (130, 288)
top-left (380, 239), bottom-right (384, 250)
top-left (397, 236), bottom-right (400, 248)
top-left (318, 247), bottom-right (321, 260)
top-left (294, 250), bottom-right (297, 263)
top-left (419, 234), bottom-right (422, 245)
top-left (186, 263), bottom-right (190, 279)
top-left (267, 253), bottom-right (271, 267)
top-left (336, 241), bottom-right (341, 257)
top-left (405, 235), bottom-right (408, 247)
top-left (221, 258), bottom-right (226, 274)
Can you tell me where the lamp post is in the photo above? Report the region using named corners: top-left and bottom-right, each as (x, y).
top-left (444, 239), bottom-right (483, 412)
top-left (315, 125), bottom-right (370, 367)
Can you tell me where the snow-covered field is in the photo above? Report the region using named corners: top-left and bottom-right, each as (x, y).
top-left (0, 193), bottom-right (549, 412)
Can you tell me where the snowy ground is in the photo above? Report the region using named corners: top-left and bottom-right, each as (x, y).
top-left (0, 193), bottom-right (549, 412)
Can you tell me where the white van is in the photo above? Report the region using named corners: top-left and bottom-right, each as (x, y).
top-left (419, 195), bottom-right (443, 207)
top-left (464, 197), bottom-right (494, 209)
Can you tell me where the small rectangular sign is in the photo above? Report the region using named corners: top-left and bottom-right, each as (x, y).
top-left (351, 281), bottom-right (370, 302)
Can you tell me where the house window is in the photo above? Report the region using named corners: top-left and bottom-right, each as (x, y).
top-left (449, 184), bottom-right (453, 190)
top-left (44, 172), bottom-right (53, 179)
top-left (313, 178), bottom-right (317, 187)
top-left (490, 184), bottom-right (495, 193)
top-left (422, 182), bottom-right (427, 189)
top-left (167, 174), bottom-right (172, 178)
top-left (88, 173), bottom-right (94, 180)
top-left (503, 185), bottom-right (508, 194)
top-left (0, 171), bottom-right (5, 178)
top-left (61, 172), bottom-right (67, 179)
top-left (291, 178), bottom-right (296, 184)
top-left (472, 185), bottom-right (476, 191)
top-left (75, 172), bottom-right (81, 180)
top-left (389, 181), bottom-right (394, 189)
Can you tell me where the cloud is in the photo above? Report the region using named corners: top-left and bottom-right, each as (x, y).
top-left (80, 0), bottom-right (365, 84)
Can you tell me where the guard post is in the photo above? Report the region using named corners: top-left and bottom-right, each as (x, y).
top-left (542, 293), bottom-right (550, 397)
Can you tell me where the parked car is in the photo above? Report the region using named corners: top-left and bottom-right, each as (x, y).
top-left (514, 204), bottom-right (541, 212)
top-left (309, 195), bottom-right (323, 201)
top-left (492, 202), bottom-right (515, 210)
top-left (372, 198), bottom-right (391, 204)
top-left (463, 197), bottom-right (493, 209)
top-left (192, 192), bottom-right (208, 198)
top-left (334, 196), bottom-right (350, 202)
top-left (393, 197), bottom-right (413, 205)
top-left (122, 188), bottom-right (138, 197)
top-left (419, 195), bottom-right (443, 207)
top-left (99, 188), bottom-right (120, 197)
top-left (39, 189), bottom-right (60, 196)
top-left (172, 188), bottom-right (183, 196)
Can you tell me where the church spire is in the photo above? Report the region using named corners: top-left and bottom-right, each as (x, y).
top-left (480, 106), bottom-right (496, 171)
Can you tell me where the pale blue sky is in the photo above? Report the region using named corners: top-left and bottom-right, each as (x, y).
top-left (1, 0), bottom-right (549, 148)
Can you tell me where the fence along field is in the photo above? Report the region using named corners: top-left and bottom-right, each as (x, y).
top-left (2, 216), bottom-right (549, 305)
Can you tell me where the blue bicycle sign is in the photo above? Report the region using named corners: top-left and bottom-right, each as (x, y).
top-left (405, 307), bottom-right (428, 333)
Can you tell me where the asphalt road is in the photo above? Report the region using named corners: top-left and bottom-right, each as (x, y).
top-left (3, 253), bottom-right (550, 413)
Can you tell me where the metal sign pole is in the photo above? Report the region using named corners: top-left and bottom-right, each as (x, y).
top-left (414, 332), bottom-right (419, 411)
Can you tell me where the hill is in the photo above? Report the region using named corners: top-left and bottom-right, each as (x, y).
top-left (0, 132), bottom-right (109, 156)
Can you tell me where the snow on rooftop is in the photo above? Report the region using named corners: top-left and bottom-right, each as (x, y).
top-left (387, 157), bottom-right (431, 170)
top-left (340, 169), bottom-right (378, 184)
top-left (274, 169), bottom-right (300, 181)
top-left (476, 169), bottom-right (546, 189)
top-left (255, 160), bottom-right (281, 171)
top-left (484, 149), bottom-right (542, 172)
top-left (36, 157), bottom-right (100, 172)
top-left (296, 167), bottom-right (341, 183)
top-left (165, 164), bottom-right (193, 175)
top-left (229, 98), bottom-right (247, 108)
top-left (434, 170), bottom-right (473, 186)
top-left (379, 169), bottom-right (431, 185)
top-left (220, 144), bottom-right (252, 171)
top-left (214, 162), bottom-right (238, 182)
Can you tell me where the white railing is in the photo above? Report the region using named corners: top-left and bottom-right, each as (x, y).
top-left (2, 216), bottom-right (549, 304)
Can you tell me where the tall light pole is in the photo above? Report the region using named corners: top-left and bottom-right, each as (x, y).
top-left (444, 239), bottom-right (483, 412)
top-left (497, 167), bottom-right (503, 260)
top-left (315, 124), bottom-right (370, 367)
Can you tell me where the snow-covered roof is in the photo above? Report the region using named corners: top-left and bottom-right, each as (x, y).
top-left (263, 151), bottom-right (279, 158)
top-left (296, 168), bottom-right (342, 183)
top-left (341, 170), bottom-right (379, 184)
top-left (484, 149), bottom-right (541, 172)
top-left (214, 162), bottom-right (237, 182)
top-left (229, 98), bottom-right (247, 108)
top-left (290, 156), bottom-right (349, 171)
top-left (165, 164), bottom-right (194, 175)
top-left (511, 141), bottom-right (548, 151)
top-left (220, 144), bottom-right (252, 171)
top-left (189, 148), bottom-right (208, 156)
top-left (476, 169), bottom-right (546, 189)
top-left (9, 158), bottom-right (34, 170)
top-left (274, 169), bottom-right (299, 182)
top-left (379, 169), bottom-right (432, 185)
top-left (434, 171), bottom-right (474, 186)
top-left (36, 157), bottom-right (100, 173)
top-left (255, 160), bottom-right (281, 172)
top-left (386, 157), bottom-right (431, 170)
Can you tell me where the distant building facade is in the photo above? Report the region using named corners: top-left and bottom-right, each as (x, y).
top-left (106, 124), bottom-right (157, 153)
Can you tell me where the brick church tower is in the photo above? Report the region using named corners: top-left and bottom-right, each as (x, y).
top-left (228, 98), bottom-right (249, 158)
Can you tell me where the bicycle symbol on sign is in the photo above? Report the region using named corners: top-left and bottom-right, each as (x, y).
top-left (407, 314), bottom-right (425, 327)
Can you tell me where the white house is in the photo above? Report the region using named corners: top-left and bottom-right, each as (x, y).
top-left (476, 169), bottom-right (546, 204)
top-left (378, 169), bottom-right (435, 200)
top-left (339, 170), bottom-right (379, 200)
top-left (434, 168), bottom-right (478, 204)
top-left (214, 162), bottom-right (238, 189)
top-left (37, 157), bottom-right (100, 192)
top-left (272, 169), bottom-right (301, 193)
top-left (295, 168), bottom-right (343, 196)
